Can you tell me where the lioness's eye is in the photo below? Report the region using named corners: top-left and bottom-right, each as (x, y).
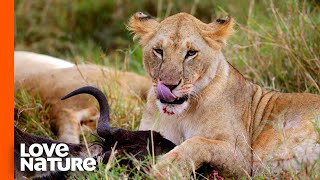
top-left (186, 50), bottom-right (198, 58)
top-left (153, 49), bottom-right (163, 56)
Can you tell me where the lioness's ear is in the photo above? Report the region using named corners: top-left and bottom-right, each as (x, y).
top-left (201, 16), bottom-right (234, 48)
top-left (127, 12), bottom-right (159, 45)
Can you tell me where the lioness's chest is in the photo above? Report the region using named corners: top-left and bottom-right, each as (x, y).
top-left (158, 115), bottom-right (185, 145)
top-left (158, 110), bottom-right (230, 145)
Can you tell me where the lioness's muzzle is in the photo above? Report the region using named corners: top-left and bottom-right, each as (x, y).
top-left (157, 81), bottom-right (177, 102)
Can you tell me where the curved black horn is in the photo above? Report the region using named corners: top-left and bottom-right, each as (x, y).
top-left (61, 86), bottom-right (112, 138)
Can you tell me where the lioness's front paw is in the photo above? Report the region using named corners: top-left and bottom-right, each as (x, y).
top-left (152, 150), bottom-right (194, 179)
top-left (152, 151), bottom-right (181, 179)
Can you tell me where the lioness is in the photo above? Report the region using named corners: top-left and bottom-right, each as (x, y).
top-left (129, 12), bottom-right (320, 177)
top-left (15, 51), bottom-right (152, 144)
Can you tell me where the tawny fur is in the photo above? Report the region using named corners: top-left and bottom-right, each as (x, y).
top-left (15, 52), bottom-right (152, 144)
top-left (128, 12), bottom-right (320, 178)
top-left (14, 51), bottom-right (75, 80)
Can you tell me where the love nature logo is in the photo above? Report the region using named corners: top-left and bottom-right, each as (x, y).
top-left (20, 143), bottom-right (96, 172)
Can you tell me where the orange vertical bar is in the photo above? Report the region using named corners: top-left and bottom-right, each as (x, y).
top-left (0, 0), bottom-right (14, 179)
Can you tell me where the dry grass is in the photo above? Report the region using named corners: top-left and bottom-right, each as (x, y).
top-left (227, 0), bottom-right (320, 93)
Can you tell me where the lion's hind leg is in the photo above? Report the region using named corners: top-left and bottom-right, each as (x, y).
top-left (54, 107), bottom-right (98, 144)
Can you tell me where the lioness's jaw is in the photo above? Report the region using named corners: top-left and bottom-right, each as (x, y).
top-left (156, 99), bottom-right (189, 115)
top-left (155, 80), bottom-right (191, 115)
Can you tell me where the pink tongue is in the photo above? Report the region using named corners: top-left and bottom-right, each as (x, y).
top-left (157, 81), bottom-right (176, 102)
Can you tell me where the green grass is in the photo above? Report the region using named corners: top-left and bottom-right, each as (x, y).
top-left (15, 89), bottom-right (56, 138)
top-left (14, 0), bottom-right (320, 179)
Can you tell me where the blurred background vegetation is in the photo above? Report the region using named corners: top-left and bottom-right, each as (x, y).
top-left (14, 0), bottom-right (320, 93)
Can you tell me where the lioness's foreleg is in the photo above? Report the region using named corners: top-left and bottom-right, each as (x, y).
top-left (153, 136), bottom-right (251, 178)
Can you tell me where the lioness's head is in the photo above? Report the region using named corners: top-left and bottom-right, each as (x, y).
top-left (128, 12), bottom-right (234, 115)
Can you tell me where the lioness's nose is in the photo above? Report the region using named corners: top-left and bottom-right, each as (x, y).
top-left (161, 80), bottom-right (181, 91)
